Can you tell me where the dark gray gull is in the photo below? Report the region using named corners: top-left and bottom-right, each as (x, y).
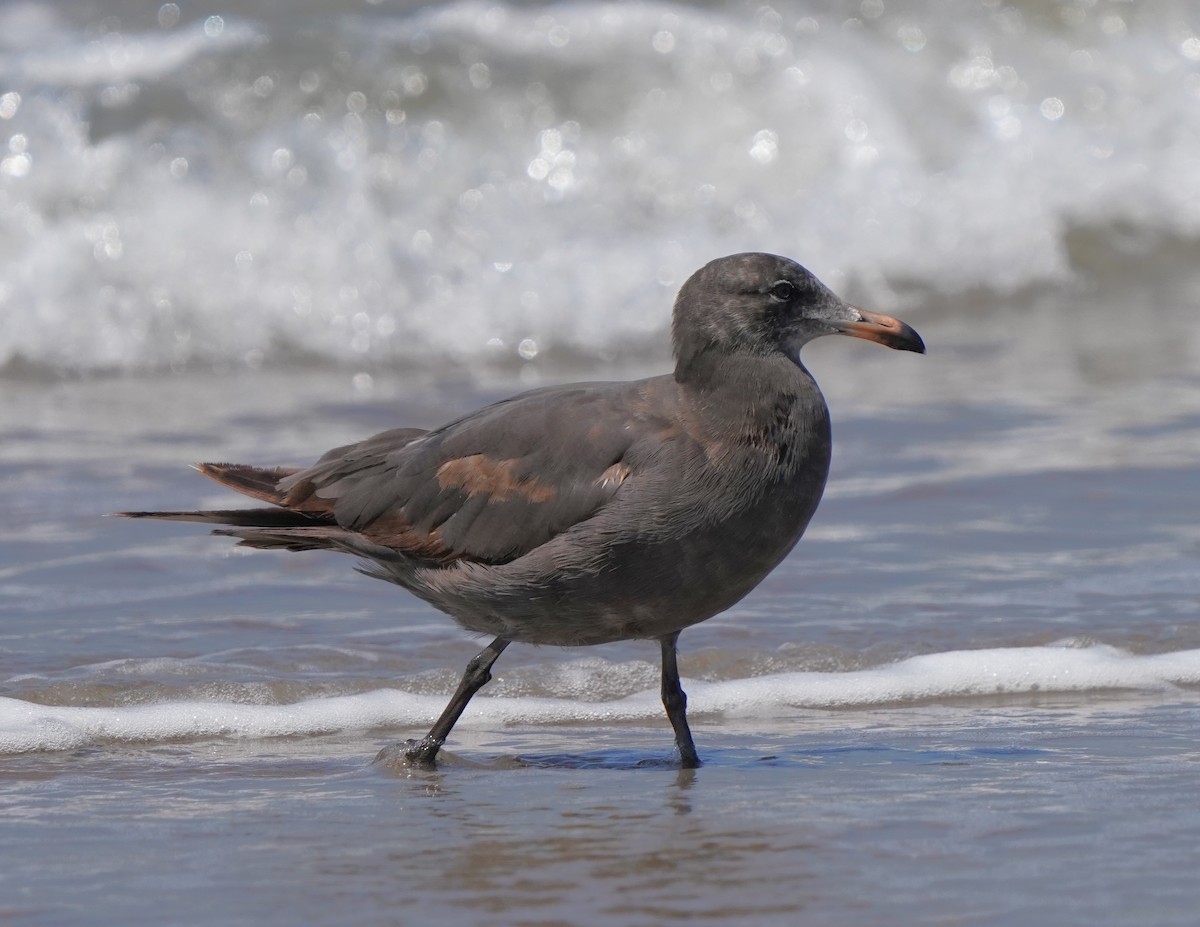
top-left (120, 252), bottom-right (924, 768)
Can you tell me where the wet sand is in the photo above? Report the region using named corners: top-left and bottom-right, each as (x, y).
top-left (3, 702), bottom-right (1199, 926)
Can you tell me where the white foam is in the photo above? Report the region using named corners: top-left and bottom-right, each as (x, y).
top-left (3, 644), bottom-right (1197, 754)
top-left (3, 1), bottom-right (1200, 373)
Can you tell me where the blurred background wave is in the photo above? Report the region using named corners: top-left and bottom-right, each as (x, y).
top-left (2, 0), bottom-right (1198, 378)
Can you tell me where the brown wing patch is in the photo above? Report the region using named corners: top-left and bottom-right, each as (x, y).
top-left (436, 455), bottom-right (557, 504)
top-left (359, 510), bottom-right (459, 564)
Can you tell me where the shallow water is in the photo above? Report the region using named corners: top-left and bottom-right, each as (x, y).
top-left (3, 703), bottom-right (1200, 926)
top-left (3, 0), bottom-right (1200, 923)
top-left (3, 369), bottom-right (1199, 925)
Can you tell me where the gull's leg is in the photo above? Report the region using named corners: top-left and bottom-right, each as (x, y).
top-left (660, 631), bottom-right (700, 768)
top-left (395, 636), bottom-right (510, 768)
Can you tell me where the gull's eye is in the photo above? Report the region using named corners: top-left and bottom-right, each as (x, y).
top-left (768, 281), bottom-right (795, 302)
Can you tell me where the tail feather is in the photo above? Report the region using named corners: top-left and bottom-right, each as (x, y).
top-left (194, 463), bottom-right (301, 506)
top-left (116, 508), bottom-right (333, 528)
top-left (213, 525), bottom-right (355, 553)
top-left (116, 462), bottom-right (324, 528)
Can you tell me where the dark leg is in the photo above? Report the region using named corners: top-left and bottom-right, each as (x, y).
top-left (660, 631), bottom-right (700, 768)
top-left (400, 636), bottom-right (510, 768)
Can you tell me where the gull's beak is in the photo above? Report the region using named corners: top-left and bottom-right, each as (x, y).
top-left (832, 307), bottom-right (926, 354)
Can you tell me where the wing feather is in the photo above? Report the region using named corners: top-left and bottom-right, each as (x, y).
top-left (275, 379), bottom-right (682, 566)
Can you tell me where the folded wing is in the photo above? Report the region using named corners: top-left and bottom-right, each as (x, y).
top-left (127, 382), bottom-right (674, 567)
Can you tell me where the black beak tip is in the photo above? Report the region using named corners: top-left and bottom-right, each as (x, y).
top-left (884, 318), bottom-right (926, 355)
top-left (901, 327), bottom-right (926, 355)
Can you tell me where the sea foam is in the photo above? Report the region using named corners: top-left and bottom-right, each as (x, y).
top-left (3, 0), bottom-right (1199, 374)
top-left (3, 644), bottom-right (1197, 754)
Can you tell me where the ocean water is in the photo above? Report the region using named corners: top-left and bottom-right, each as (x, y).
top-left (2, 0), bottom-right (1200, 924)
